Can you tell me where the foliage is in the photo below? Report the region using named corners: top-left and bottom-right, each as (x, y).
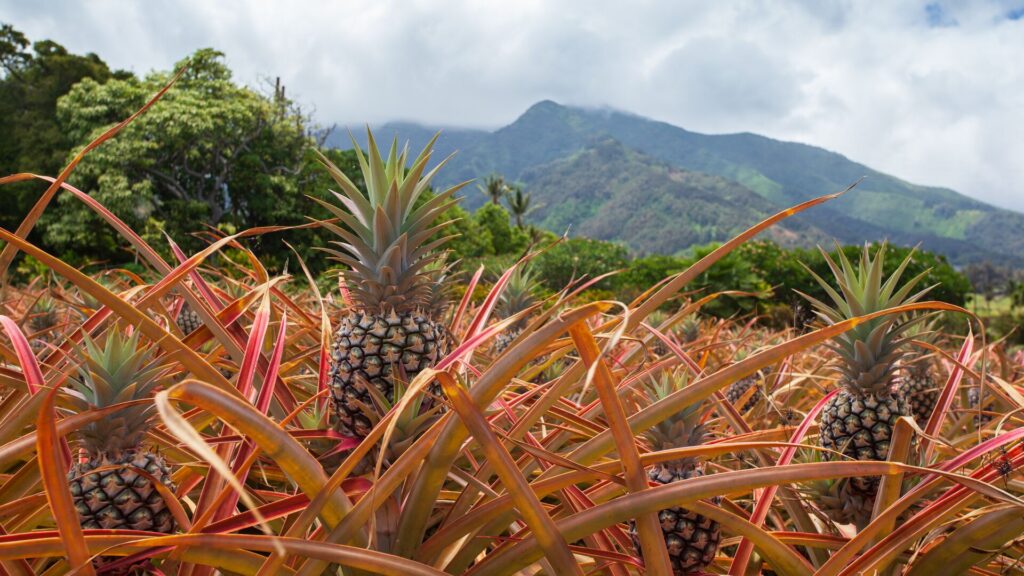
top-left (0, 24), bottom-right (118, 233)
top-left (0, 75), bottom-right (1020, 576)
top-left (533, 236), bottom-right (629, 292)
top-left (46, 49), bottom-right (315, 267)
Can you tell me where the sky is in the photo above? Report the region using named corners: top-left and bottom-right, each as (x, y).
top-left (3, 0), bottom-right (1024, 212)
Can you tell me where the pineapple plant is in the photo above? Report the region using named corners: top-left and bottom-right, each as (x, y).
top-left (679, 315), bottom-right (701, 344)
top-left (494, 266), bottom-right (539, 353)
top-left (631, 374), bottom-right (721, 575)
top-left (895, 320), bottom-right (941, 426)
top-left (27, 295), bottom-right (59, 351)
top-left (66, 330), bottom-right (175, 539)
top-left (315, 130), bottom-right (463, 439)
top-left (800, 243), bottom-right (929, 525)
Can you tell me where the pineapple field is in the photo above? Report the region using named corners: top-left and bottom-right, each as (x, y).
top-left (1, 61), bottom-right (1023, 576)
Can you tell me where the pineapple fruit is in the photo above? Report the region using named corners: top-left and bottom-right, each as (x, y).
top-left (725, 373), bottom-right (762, 412)
top-left (631, 374), bottom-right (721, 575)
top-left (175, 300), bottom-right (202, 335)
top-left (801, 243), bottom-right (928, 526)
top-left (315, 130), bottom-right (462, 439)
top-left (895, 321), bottom-right (941, 426)
top-left (67, 330), bottom-right (176, 534)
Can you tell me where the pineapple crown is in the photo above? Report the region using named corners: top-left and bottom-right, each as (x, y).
top-left (799, 242), bottom-right (933, 396)
top-left (642, 372), bottom-right (709, 466)
top-left (679, 315), bottom-right (701, 343)
top-left (69, 329), bottom-right (165, 458)
top-left (497, 266), bottom-right (540, 328)
top-left (313, 129), bottom-right (467, 315)
top-left (28, 295), bottom-right (58, 332)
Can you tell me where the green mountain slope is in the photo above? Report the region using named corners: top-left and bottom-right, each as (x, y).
top-left (337, 101), bottom-right (1024, 265)
top-left (521, 138), bottom-right (825, 254)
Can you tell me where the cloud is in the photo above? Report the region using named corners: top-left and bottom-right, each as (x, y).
top-left (1, 0), bottom-right (1022, 211)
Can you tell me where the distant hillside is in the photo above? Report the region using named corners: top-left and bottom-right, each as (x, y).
top-left (520, 138), bottom-right (825, 254)
top-left (335, 102), bottom-right (1024, 265)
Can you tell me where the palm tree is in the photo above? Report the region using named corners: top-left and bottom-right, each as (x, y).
top-left (505, 184), bottom-right (532, 228)
top-left (478, 174), bottom-right (507, 205)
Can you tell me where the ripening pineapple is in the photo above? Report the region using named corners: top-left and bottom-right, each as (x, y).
top-left (315, 131), bottom-right (463, 439)
top-left (801, 243), bottom-right (928, 525)
top-left (67, 330), bottom-right (175, 535)
top-left (725, 373), bottom-right (762, 412)
top-left (494, 266), bottom-right (539, 353)
top-left (895, 321), bottom-right (941, 426)
top-left (724, 349), bottom-right (765, 412)
top-left (175, 300), bottom-right (202, 335)
top-left (631, 375), bottom-right (721, 575)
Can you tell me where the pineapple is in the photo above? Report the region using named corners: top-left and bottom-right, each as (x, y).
top-left (66, 330), bottom-right (175, 535)
top-left (316, 130), bottom-right (462, 439)
top-left (494, 266), bottom-right (539, 353)
top-left (724, 349), bottom-right (765, 412)
top-left (895, 320), bottom-right (941, 426)
top-left (725, 373), bottom-right (762, 412)
top-left (175, 300), bottom-right (202, 335)
top-left (631, 375), bottom-right (721, 575)
top-left (801, 243), bottom-right (929, 525)
top-left (679, 315), bottom-right (701, 344)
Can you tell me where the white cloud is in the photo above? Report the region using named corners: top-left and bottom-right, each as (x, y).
top-left (2, 0), bottom-right (1023, 210)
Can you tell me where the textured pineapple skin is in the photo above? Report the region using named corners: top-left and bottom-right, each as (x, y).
top-left (630, 465), bottom-right (721, 575)
top-left (896, 371), bottom-right (938, 425)
top-left (175, 303), bottom-right (202, 335)
top-left (725, 375), bottom-right (760, 412)
top-left (492, 328), bottom-right (521, 354)
top-left (967, 387), bottom-right (993, 425)
top-left (68, 451), bottom-right (175, 533)
top-left (820, 389), bottom-right (908, 493)
top-left (329, 310), bottom-right (447, 438)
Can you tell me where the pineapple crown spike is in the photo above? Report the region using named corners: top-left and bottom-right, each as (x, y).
top-left (642, 371), bottom-right (710, 456)
top-left (312, 127), bottom-right (470, 315)
top-left (798, 242), bottom-right (935, 394)
top-left (70, 329), bottom-right (165, 457)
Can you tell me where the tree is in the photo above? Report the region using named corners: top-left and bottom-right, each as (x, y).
top-left (478, 173), bottom-right (507, 205)
top-left (0, 24), bottom-right (117, 234)
top-left (533, 237), bottom-right (629, 291)
top-left (504, 184), bottom-right (534, 228)
top-left (47, 48), bottom-right (314, 264)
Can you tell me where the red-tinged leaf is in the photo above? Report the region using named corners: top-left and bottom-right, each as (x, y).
top-left (568, 323), bottom-right (672, 576)
top-left (450, 264), bottom-right (483, 333)
top-left (437, 371), bottom-right (583, 576)
top-left (170, 240), bottom-right (225, 312)
top-left (237, 293), bottom-right (271, 401)
top-left (203, 494), bottom-right (310, 534)
top-left (729, 389), bottom-right (840, 575)
top-left (0, 316), bottom-right (43, 394)
top-left (35, 383), bottom-right (94, 574)
top-left (921, 329), bottom-right (974, 461)
top-left (0, 315), bottom-right (72, 466)
top-left (285, 241), bottom-right (333, 410)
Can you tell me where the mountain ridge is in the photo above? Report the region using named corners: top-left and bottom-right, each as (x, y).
top-left (329, 101), bottom-right (1024, 266)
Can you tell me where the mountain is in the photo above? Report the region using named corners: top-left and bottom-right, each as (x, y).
top-left (335, 101), bottom-right (1024, 265)
top-left (520, 138), bottom-right (826, 254)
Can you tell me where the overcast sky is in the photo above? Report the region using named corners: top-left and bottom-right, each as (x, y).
top-left (4, 0), bottom-right (1023, 211)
